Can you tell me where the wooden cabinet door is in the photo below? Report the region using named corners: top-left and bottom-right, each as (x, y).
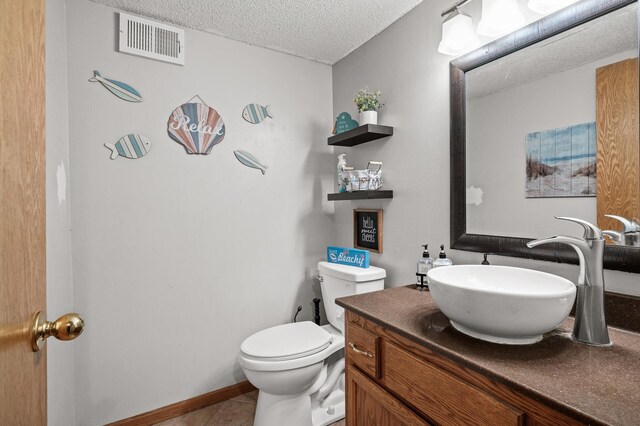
top-left (596, 58), bottom-right (640, 231)
top-left (346, 365), bottom-right (429, 426)
top-left (0, 0), bottom-right (47, 424)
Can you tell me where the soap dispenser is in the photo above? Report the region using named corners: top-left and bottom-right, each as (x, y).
top-left (433, 245), bottom-right (453, 268)
top-left (416, 244), bottom-right (434, 287)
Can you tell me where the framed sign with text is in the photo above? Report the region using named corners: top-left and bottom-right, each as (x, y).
top-left (353, 209), bottom-right (383, 253)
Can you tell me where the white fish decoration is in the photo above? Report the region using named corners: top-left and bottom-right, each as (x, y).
top-left (242, 103), bottom-right (273, 124)
top-left (105, 134), bottom-right (151, 160)
top-left (234, 150), bottom-right (268, 175)
top-left (89, 70), bottom-right (143, 102)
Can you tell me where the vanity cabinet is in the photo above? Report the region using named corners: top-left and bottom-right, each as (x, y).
top-left (344, 311), bottom-right (584, 426)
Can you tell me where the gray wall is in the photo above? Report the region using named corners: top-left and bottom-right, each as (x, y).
top-left (332, 0), bottom-right (453, 288)
top-left (45, 1), bottom-right (75, 425)
top-left (332, 0), bottom-right (640, 296)
top-left (63, 1), bottom-right (334, 424)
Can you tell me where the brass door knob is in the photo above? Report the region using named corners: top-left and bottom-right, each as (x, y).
top-left (30, 311), bottom-right (85, 352)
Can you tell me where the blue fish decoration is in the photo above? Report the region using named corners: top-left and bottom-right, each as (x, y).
top-left (234, 150), bottom-right (268, 175)
top-left (242, 103), bottom-right (272, 124)
top-left (89, 71), bottom-right (143, 102)
top-left (105, 134), bottom-right (151, 160)
top-left (334, 112), bottom-right (359, 134)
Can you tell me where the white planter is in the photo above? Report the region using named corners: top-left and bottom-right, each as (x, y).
top-left (359, 111), bottom-right (378, 125)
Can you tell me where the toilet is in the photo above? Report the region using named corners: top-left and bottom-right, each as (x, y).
top-left (239, 261), bottom-right (386, 426)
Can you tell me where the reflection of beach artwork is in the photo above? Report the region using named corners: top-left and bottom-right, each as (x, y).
top-left (526, 122), bottom-right (596, 198)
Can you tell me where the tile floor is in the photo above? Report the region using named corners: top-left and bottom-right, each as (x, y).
top-left (155, 391), bottom-right (346, 426)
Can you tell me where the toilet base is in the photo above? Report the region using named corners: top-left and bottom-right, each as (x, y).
top-left (311, 388), bottom-right (345, 426)
top-left (254, 392), bottom-right (312, 426)
top-left (253, 389), bottom-right (345, 426)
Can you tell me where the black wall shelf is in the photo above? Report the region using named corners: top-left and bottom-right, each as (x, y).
top-left (327, 190), bottom-right (394, 201)
top-left (328, 124), bottom-right (393, 147)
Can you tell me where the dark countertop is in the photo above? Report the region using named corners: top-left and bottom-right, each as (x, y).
top-left (336, 285), bottom-right (640, 426)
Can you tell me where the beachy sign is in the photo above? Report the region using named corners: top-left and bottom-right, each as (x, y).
top-left (167, 96), bottom-right (225, 155)
top-left (327, 246), bottom-right (370, 269)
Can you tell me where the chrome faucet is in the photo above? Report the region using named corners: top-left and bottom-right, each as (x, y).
top-left (603, 215), bottom-right (640, 247)
top-left (526, 217), bottom-right (611, 346)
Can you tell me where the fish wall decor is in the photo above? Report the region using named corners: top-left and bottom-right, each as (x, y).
top-left (234, 150), bottom-right (268, 175)
top-left (242, 103), bottom-right (273, 124)
top-left (105, 134), bottom-right (151, 160)
top-left (167, 96), bottom-right (226, 155)
top-left (89, 71), bottom-right (142, 102)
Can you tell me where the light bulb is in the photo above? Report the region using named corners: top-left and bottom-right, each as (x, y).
top-left (477, 0), bottom-right (526, 37)
top-left (438, 10), bottom-right (481, 56)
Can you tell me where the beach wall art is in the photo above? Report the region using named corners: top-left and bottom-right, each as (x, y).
top-left (105, 134), bottom-right (151, 160)
top-left (525, 122), bottom-right (596, 198)
top-left (242, 103), bottom-right (272, 124)
top-left (167, 96), bottom-right (225, 155)
top-left (89, 70), bottom-right (142, 102)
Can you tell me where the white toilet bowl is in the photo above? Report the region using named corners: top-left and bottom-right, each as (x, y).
top-left (239, 262), bottom-right (386, 426)
top-left (239, 322), bottom-right (344, 426)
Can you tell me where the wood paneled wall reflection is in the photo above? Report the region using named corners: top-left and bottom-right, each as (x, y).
top-left (596, 57), bottom-right (640, 236)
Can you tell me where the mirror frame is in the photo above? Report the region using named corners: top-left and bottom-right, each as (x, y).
top-left (450, 0), bottom-right (640, 273)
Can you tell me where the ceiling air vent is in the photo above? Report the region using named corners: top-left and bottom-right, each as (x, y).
top-left (119, 13), bottom-right (185, 65)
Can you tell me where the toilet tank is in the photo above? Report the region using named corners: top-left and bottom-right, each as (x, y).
top-left (318, 261), bottom-right (386, 332)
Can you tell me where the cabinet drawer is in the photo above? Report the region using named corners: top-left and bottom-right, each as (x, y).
top-left (347, 324), bottom-right (379, 378)
top-left (383, 341), bottom-right (524, 426)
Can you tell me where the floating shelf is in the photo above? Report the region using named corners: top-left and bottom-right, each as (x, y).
top-left (328, 124), bottom-right (393, 147)
top-left (327, 190), bottom-right (394, 201)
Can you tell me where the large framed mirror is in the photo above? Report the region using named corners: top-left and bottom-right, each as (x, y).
top-left (450, 0), bottom-right (640, 273)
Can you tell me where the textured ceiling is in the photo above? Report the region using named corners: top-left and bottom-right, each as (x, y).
top-left (467, 3), bottom-right (638, 99)
top-left (89, 0), bottom-right (423, 64)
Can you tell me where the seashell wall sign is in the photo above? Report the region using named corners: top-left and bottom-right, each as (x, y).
top-left (167, 96), bottom-right (226, 155)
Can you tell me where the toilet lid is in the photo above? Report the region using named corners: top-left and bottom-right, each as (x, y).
top-left (240, 321), bottom-right (333, 361)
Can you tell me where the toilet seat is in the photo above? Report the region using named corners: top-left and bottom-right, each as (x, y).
top-left (241, 321), bottom-right (333, 361)
top-left (239, 323), bottom-right (344, 372)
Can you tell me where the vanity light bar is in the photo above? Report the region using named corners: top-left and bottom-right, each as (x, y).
top-left (438, 0), bottom-right (579, 56)
top-left (441, 0), bottom-right (473, 17)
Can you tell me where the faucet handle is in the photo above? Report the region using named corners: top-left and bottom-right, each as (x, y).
top-left (555, 216), bottom-right (603, 240)
top-left (605, 215), bottom-right (640, 232)
top-left (603, 230), bottom-right (622, 244)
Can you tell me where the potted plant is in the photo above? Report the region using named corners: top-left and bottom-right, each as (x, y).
top-left (354, 87), bottom-right (384, 125)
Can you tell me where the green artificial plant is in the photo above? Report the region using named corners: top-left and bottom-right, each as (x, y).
top-left (354, 87), bottom-right (385, 112)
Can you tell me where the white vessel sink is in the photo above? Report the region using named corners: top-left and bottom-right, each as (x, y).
top-left (427, 265), bottom-right (576, 345)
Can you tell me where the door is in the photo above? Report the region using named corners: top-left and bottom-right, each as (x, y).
top-left (346, 366), bottom-right (429, 426)
top-left (0, 0), bottom-right (47, 424)
top-left (596, 58), bottom-right (640, 232)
